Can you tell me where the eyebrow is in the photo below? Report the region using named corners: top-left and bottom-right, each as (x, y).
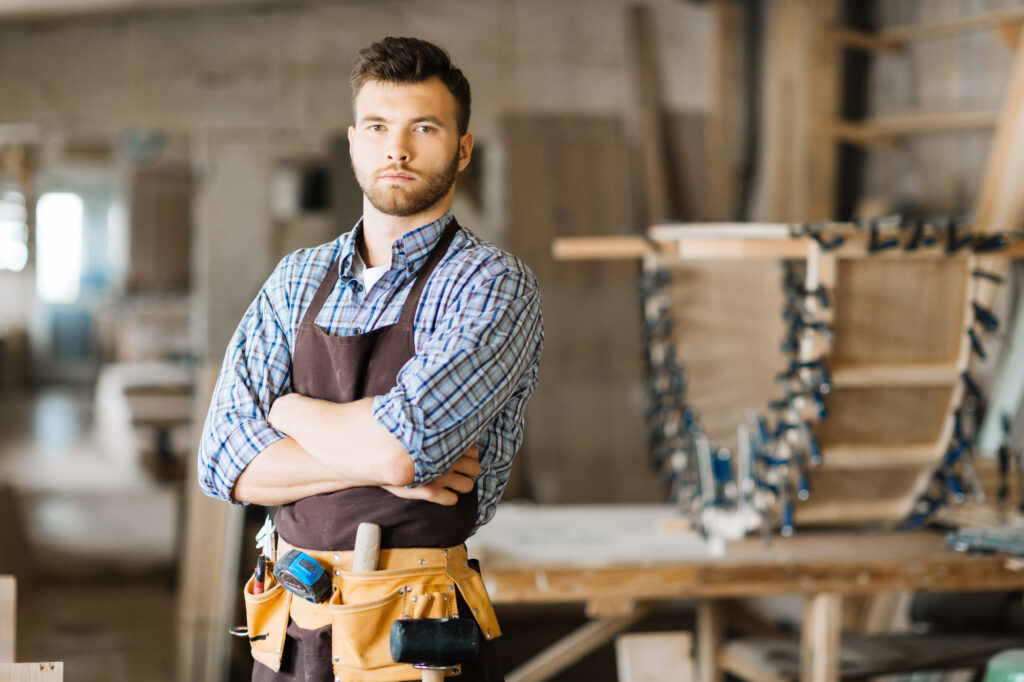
top-left (358, 114), bottom-right (448, 127)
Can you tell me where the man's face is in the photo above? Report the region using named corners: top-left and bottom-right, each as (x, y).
top-left (349, 77), bottom-right (472, 218)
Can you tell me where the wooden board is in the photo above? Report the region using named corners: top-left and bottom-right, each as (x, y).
top-left (505, 116), bottom-right (660, 504)
top-left (831, 259), bottom-right (968, 365)
top-left (664, 260), bottom-right (787, 452)
top-left (0, 576), bottom-right (13, 663)
top-left (176, 364), bottom-right (245, 682)
top-left (127, 164), bottom-right (192, 292)
top-left (750, 0), bottom-right (840, 222)
top-left (0, 664), bottom-right (63, 681)
top-left (814, 387), bottom-right (952, 446)
top-left (616, 632), bottom-right (693, 682)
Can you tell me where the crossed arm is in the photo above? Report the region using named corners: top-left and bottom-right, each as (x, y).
top-left (231, 394), bottom-right (481, 507)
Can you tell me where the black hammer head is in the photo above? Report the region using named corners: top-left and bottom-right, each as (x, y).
top-left (390, 618), bottom-right (480, 668)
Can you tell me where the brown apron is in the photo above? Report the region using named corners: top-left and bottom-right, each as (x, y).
top-left (253, 219), bottom-right (502, 681)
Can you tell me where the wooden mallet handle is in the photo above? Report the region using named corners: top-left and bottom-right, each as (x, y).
top-left (352, 522), bottom-right (381, 572)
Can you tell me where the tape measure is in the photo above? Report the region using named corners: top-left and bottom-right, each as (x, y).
top-left (273, 549), bottom-right (332, 603)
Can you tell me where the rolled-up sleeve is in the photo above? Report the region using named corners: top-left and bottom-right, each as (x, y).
top-left (197, 266), bottom-right (295, 503)
top-left (372, 266), bottom-right (543, 487)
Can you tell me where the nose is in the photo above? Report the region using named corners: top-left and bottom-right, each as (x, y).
top-left (386, 131), bottom-right (411, 164)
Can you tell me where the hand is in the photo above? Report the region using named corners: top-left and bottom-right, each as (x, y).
top-left (383, 446), bottom-right (481, 506)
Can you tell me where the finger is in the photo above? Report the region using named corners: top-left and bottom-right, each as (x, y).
top-left (421, 483), bottom-right (458, 505)
top-left (383, 484), bottom-right (458, 506)
top-left (463, 445), bottom-right (480, 459)
top-left (451, 457), bottom-right (482, 478)
top-left (439, 472), bottom-right (475, 494)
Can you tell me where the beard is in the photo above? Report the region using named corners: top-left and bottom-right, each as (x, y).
top-left (353, 148), bottom-right (460, 217)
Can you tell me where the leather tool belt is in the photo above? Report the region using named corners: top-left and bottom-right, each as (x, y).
top-left (243, 538), bottom-right (502, 681)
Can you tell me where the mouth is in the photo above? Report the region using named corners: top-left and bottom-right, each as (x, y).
top-left (377, 170), bottom-right (417, 182)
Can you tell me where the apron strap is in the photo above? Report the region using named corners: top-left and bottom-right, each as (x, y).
top-left (299, 255), bottom-right (342, 330)
top-left (397, 218), bottom-right (460, 327)
top-left (299, 218), bottom-right (459, 332)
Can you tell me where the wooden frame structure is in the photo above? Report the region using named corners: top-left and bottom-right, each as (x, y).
top-left (554, 223), bottom-right (1023, 525)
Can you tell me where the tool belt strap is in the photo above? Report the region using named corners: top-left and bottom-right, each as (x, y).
top-left (276, 538), bottom-right (502, 641)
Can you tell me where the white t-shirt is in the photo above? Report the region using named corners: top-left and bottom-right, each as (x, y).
top-left (351, 248), bottom-right (389, 292)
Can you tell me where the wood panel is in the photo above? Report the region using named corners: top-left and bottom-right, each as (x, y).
top-left (805, 470), bottom-right (926, 505)
top-left (664, 260), bottom-right (787, 452)
top-left (750, 0), bottom-right (840, 222)
top-left (128, 164), bottom-right (192, 292)
top-left (505, 115), bottom-right (660, 504)
top-left (831, 259), bottom-right (968, 365)
top-left (814, 387), bottom-right (952, 445)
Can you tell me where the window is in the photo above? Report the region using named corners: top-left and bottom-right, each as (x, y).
top-left (36, 192), bottom-right (84, 304)
top-left (0, 185), bottom-right (28, 272)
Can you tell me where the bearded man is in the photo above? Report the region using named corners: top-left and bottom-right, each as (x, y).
top-left (198, 36), bottom-right (543, 682)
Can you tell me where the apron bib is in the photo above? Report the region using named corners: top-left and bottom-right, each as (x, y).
top-left (251, 219), bottom-right (501, 682)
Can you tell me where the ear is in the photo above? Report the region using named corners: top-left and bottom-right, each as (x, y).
top-left (457, 132), bottom-right (474, 172)
top-left (348, 125), bottom-right (355, 148)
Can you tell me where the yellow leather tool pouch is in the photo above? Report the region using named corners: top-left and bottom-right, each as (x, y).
top-left (242, 571), bottom-right (292, 673)
top-left (276, 541), bottom-right (501, 682)
top-left (330, 570), bottom-right (456, 680)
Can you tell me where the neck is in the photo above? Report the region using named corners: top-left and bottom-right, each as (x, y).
top-left (358, 195), bottom-right (453, 268)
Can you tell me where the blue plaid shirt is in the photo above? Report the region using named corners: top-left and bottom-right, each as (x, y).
top-left (198, 211), bottom-right (543, 531)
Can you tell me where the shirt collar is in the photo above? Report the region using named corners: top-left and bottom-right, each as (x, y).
top-left (338, 209), bottom-right (454, 281)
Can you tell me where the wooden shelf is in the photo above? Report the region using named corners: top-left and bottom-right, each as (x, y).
top-left (821, 443), bottom-right (941, 470)
top-left (830, 363), bottom-right (961, 388)
top-left (823, 110), bottom-right (1000, 149)
top-left (826, 8), bottom-right (1024, 52)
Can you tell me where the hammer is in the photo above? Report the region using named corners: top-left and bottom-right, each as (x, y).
top-left (390, 617), bottom-right (479, 682)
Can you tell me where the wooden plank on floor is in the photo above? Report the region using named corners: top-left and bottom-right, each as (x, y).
top-left (616, 632), bottom-right (693, 682)
top-left (0, 576), bottom-right (13, 663)
top-left (0, 663), bottom-right (64, 681)
top-left (507, 607), bottom-right (653, 682)
top-left (176, 364), bottom-right (246, 682)
top-left (723, 633), bottom-right (1023, 681)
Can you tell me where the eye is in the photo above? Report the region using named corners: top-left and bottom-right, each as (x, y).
top-left (367, 124), bottom-right (386, 132)
top-left (415, 125), bottom-right (437, 133)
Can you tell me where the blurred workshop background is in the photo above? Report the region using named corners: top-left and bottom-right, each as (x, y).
top-left (2, 1), bottom-right (1024, 681)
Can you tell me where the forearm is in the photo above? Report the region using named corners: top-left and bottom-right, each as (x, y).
top-left (231, 437), bottom-right (360, 506)
top-left (268, 395), bottom-right (415, 487)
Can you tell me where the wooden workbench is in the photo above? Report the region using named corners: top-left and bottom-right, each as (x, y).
top-left (466, 504), bottom-right (1024, 682)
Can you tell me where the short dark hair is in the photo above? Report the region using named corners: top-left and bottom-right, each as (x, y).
top-left (351, 37), bottom-right (472, 135)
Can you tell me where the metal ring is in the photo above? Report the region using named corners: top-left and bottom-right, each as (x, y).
top-left (228, 626), bottom-right (250, 638)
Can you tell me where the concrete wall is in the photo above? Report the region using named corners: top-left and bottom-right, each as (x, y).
top-left (0, 0), bottom-right (715, 357)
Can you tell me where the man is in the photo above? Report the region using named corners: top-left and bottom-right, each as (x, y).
top-left (198, 37), bottom-right (543, 681)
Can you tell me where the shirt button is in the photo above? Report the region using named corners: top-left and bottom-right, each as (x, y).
top-left (407, 264), bottom-right (415, 272)
top-left (352, 328), bottom-right (361, 334)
